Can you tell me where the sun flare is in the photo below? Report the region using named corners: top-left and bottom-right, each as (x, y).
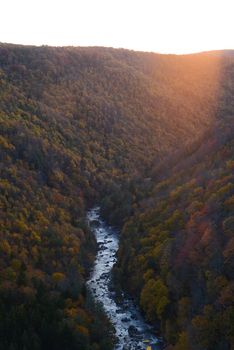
top-left (1, 0), bottom-right (233, 54)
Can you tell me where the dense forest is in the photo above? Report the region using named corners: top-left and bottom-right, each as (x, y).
top-left (115, 120), bottom-right (234, 350)
top-left (0, 44), bottom-right (233, 349)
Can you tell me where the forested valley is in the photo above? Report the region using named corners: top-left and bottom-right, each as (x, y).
top-left (0, 44), bottom-right (233, 349)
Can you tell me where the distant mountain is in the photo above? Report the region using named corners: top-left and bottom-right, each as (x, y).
top-left (0, 44), bottom-right (233, 349)
top-left (195, 49), bottom-right (234, 57)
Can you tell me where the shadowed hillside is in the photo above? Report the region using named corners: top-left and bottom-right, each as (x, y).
top-left (115, 120), bottom-right (234, 349)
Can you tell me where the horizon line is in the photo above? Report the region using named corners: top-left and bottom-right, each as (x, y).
top-left (1, 41), bottom-right (234, 56)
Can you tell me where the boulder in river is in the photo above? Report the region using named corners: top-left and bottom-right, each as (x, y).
top-left (130, 314), bottom-right (138, 320)
top-left (116, 309), bottom-right (122, 314)
top-left (128, 325), bottom-right (141, 338)
top-left (99, 246), bottom-right (108, 251)
top-left (91, 219), bottom-right (101, 227)
top-left (100, 272), bottom-right (109, 279)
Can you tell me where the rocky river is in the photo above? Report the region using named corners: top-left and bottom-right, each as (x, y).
top-left (87, 207), bottom-right (162, 350)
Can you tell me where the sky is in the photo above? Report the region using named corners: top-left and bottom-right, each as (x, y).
top-left (0, 0), bottom-right (233, 54)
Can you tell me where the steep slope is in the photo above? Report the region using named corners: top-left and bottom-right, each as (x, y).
top-left (0, 45), bottom-right (230, 170)
top-left (115, 120), bottom-right (234, 349)
top-left (0, 44), bottom-right (233, 349)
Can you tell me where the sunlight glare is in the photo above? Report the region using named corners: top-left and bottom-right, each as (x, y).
top-left (0, 0), bottom-right (233, 53)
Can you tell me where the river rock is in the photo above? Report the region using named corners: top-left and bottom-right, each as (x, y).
top-left (130, 314), bottom-right (137, 320)
top-left (128, 325), bottom-right (141, 337)
top-left (91, 219), bottom-right (101, 227)
top-left (100, 272), bottom-right (108, 279)
top-left (99, 246), bottom-right (108, 251)
top-left (116, 309), bottom-right (122, 314)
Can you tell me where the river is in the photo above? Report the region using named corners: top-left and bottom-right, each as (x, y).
top-left (87, 207), bottom-right (162, 350)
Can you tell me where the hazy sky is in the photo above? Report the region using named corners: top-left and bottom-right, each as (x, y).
top-left (1, 0), bottom-right (233, 54)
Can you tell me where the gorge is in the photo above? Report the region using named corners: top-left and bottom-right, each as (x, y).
top-left (0, 44), bottom-right (233, 350)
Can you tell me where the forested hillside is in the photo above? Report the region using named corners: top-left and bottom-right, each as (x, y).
top-left (0, 44), bottom-right (233, 349)
top-left (115, 120), bottom-right (234, 349)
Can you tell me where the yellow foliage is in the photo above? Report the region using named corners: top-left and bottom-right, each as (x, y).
top-left (52, 272), bottom-right (66, 283)
top-left (0, 240), bottom-right (11, 255)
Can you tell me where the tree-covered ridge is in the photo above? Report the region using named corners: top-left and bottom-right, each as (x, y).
top-left (1, 45), bottom-right (232, 227)
top-left (0, 109), bottom-right (115, 349)
top-left (0, 45), bottom-right (231, 168)
top-left (0, 44), bottom-right (233, 349)
top-left (115, 121), bottom-right (234, 350)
